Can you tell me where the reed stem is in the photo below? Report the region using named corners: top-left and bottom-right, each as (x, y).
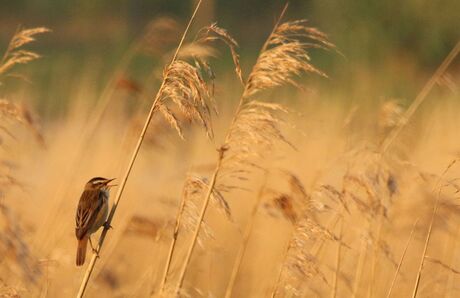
top-left (411, 188), bottom-right (442, 298)
top-left (158, 187), bottom-right (189, 294)
top-left (76, 1), bottom-right (203, 296)
top-left (174, 148), bottom-right (225, 295)
top-left (352, 227), bottom-right (369, 298)
top-left (331, 216), bottom-right (343, 298)
top-left (386, 218), bottom-right (419, 298)
top-left (173, 3), bottom-right (289, 295)
top-left (380, 41), bottom-right (460, 153)
top-left (224, 175), bottom-right (268, 298)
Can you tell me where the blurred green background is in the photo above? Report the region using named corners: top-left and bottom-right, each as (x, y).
top-left (0, 0), bottom-right (459, 116)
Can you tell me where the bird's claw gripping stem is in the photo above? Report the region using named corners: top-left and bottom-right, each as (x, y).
top-left (104, 222), bottom-right (113, 230)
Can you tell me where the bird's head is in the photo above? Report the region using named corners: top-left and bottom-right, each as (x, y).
top-left (85, 177), bottom-right (116, 190)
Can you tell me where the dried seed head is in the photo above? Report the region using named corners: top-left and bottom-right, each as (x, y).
top-left (279, 217), bottom-right (333, 295)
top-left (158, 59), bottom-right (215, 139)
top-left (0, 99), bottom-right (45, 146)
top-left (220, 100), bottom-right (292, 187)
top-left (183, 174), bottom-right (231, 219)
top-left (341, 148), bottom-right (397, 217)
top-left (216, 19), bottom-right (334, 194)
top-left (0, 27), bottom-right (50, 77)
top-left (197, 23), bottom-right (244, 84)
top-left (244, 20), bottom-right (334, 98)
top-left (179, 174), bottom-right (231, 246)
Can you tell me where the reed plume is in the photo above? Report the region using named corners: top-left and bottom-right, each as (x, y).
top-left (172, 4), bottom-right (335, 295)
top-left (76, 1), bottom-right (216, 296)
top-left (0, 27), bottom-right (48, 292)
top-left (0, 27), bottom-right (49, 77)
top-left (270, 175), bottom-right (335, 297)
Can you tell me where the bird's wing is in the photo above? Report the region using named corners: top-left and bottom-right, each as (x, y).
top-left (75, 189), bottom-right (103, 239)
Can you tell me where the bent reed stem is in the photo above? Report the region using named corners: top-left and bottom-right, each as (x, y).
top-left (174, 147), bottom-right (225, 295)
top-left (224, 174), bottom-right (268, 298)
top-left (76, 1), bottom-right (203, 297)
top-left (386, 218), bottom-right (419, 298)
top-left (173, 3), bottom-right (289, 295)
top-left (158, 188), bottom-right (188, 294)
top-left (380, 41), bottom-right (460, 154)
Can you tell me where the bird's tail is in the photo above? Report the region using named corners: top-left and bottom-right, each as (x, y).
top-left (76, 237), bottom-right (88, 266)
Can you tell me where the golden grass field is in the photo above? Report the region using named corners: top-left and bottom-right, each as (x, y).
top-left (1, 3), bottom-right (460, 298)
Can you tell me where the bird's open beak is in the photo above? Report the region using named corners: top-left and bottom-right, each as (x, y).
top-left (105, 178), bottom-right (117, 187)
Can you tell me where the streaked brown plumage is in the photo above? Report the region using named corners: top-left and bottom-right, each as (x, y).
top-left (75, 177), bottom-right (114, 266)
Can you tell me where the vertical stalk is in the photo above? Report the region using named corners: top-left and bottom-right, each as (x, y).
top-left (311, 213), bottom-right (340, 257)
top-left (270, 236), bottom-right (293, 298)
top-left (411, 188), bottom-right (442, 298)
top-left (76, 1), bottom-right (203, 297)
top-left (444, 222), bottom-right (460, 298)
top-left (352, 228), bottom-right (369, 298)
top-left (173, 3), bottom-right (289, 295)
top-left (331, 216), bottom-right (344, 298)
top-left (158, 188), bottom-right (189, 294)
top-left (410, 159), bottom-right (457, 298)
top-left (386, 218), bottom-right (419, 298)
top-left (174, 148), bottom-right (225, 295)
top-left (368, 207), bottom-right (384, 298)
top-left (380, 42), bottom-right (460, 153)
top-left (224, 174), bottom-right (268, 298)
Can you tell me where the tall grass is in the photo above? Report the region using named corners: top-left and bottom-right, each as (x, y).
top-left (164, 3), bottom-right (337, 295)
top-left (76, 1), bottom-right (212, 296)
top-left (1, 3), bottom-right (460, 298)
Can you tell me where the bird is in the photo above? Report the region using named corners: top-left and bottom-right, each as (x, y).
top-left (75, 177), bottom-right (115, 266)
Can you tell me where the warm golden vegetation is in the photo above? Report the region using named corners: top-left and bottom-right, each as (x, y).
top-left (1, 2), bottom-right (460, 298)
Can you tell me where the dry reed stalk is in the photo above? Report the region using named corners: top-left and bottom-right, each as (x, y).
top-left (309, 182), bottom-right (350, 259)
top-left (0, 27), bottom-right (48, 291)
top-left (386, 218), bottom-right (419, 298)
top-left (331, 216), bottom-right (343, 298)
top-left (268, 174), bottom-right (335, 297)
top-left (0, 100), bottom-right (45, 147)
top-left (368, 206), bottom-right (385, 298)
top-left (76, 1), bottom-right (204, 296)
top-left (174, 3), bottom-right (290, 293)
top-left (157, 173), bottom-right (226, 296)
top-left (0, 199), bottom-right (37, 283)
top-left (270, 218), bottom-right (331, 297)
top-left (411, 159), bottom-right (457, 298)
top-left (411, 188), bottom-right (444, 298)
top-left (0, 27), bottom-right (49, 77)
top-left (224, 174), bottom-right (268, 298)
top-left (30, 19), bottom-right (184, 254)
top-left (425, 257), bottom-right (460, 275)
top-left (173, 148), bottom-right (224, 295)
top-left (380, 41), bottom-right (460, 153)
top-left (174, 3), bottom-right (335, 294)
top-left (444, 223), bottom-right (460, 298)
top-left (30, 23), bottom-right (150, 252)
top-left (431, 218), bottom-right (458, 296)
top-left (310, 212), bottom-right (340, 257)
top-left (270, 230), bottom-right (295, 298)
top-left (196, 23), bottom-right (244, 85)
top-left (351, 230), bottom-right (369, 298)
top-left (0, 27), bottom-right (48, 148)
top-left (158, 189), bottom-right (188, 294)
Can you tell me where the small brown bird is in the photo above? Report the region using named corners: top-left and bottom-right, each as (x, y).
top-left (75, 177), bottom-right (115, 266)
